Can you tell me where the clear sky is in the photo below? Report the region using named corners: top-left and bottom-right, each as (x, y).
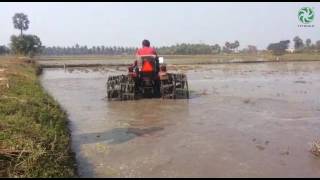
top-left (0, 2), bottom-right (319, 49)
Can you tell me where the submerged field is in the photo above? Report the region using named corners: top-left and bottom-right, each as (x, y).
top-left (1, 53), bottom-right (320, 177)
top-left (36, 53), bottom-right (320, 68)
top-left (40, 60), bottom-right (320, 177)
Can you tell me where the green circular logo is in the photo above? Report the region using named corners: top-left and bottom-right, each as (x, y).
top-left (298, 7), bottom-right (315, 24)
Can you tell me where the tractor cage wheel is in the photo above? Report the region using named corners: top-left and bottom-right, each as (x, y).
top-left (160, 73), bottom-right (189, 99)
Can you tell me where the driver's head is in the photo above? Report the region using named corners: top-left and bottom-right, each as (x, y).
top-left (142, 39), bottom-right (150, 47)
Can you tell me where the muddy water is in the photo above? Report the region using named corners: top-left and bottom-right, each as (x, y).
top-left (40, 62), bottom-right (320, 177)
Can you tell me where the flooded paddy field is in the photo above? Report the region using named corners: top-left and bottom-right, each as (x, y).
top-left (40, 61), bottom-right (320, 177)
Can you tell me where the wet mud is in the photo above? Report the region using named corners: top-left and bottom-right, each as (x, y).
top-left (40, 61), bottom-right (320, 177)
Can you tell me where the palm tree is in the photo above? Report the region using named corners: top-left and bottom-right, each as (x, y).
top-left (225, 42), bottom-right (230, 49)
top-left (234, 40), bottom-right (240, 52)
top-left (12, 13), bottom-right (30, 36)
top-left (306, 38), bottom-right (311, 48)
top-left (293, 36), bottom-right (304, 50)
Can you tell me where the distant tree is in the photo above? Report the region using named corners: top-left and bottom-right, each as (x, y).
top-left (10, 13), bottom-right (43, 58)
top-left (293, 36), bottom-right (304, 51)
top-left (84, 45), bottom-right (88, 54)
top-left (225, 42), bottom-right (230, 49)
top-left (234, 40), bottom-right (240, 52)
top-left (222, 46), bottom-right (232, 54)
top-left (12, 13), bottom-right (30, 36)
top-left (75, 44), bottom-right (80, 55)
top-left (96, 46), bottom-right (101, 55)
top-left (66, 47), bottom-right (71, 55)
top-left (212, 44), bottom-right (221, 54)
top-left (92, 46), bottom-right (96, 55)
top-left (10, 34), bottom-right (42, 57)
top-left (316, 40), bottom-right (320, 51)
top-left (306, 38), bottom-right (312, 48)
top-left (88, 48), bottom-right (92, 55)
top-left (0, 45), bottom-right (10, 55)
top-left (224, 41), bottom-right (240, 53)
top-left (223, 42), bottom-right (231, 53)
top-left (101, 45), bottom-right (105, 55)
top-left (42, 42), bottom-right (262, 56)
top-left (120, 47), bottom-right (125, 54)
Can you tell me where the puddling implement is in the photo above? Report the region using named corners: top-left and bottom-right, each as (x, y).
top-left (106, 56), bottom-right (189, 100)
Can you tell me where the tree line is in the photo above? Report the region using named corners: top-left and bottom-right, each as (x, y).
top-left (42, 42), bottom-right (242, 56)
top-left (43, 45), bottom-right (137, 56)
top-left (0, 42), bottom-right (244, 56)
top-left (40, 40), bottom-right (243, 56)
top-left (1, 12), bottom-right (320, 57)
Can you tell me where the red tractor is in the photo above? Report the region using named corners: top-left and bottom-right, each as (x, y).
top-left (106, 56), bottom-right (189, 100)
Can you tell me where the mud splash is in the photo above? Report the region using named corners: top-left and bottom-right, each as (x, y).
top-left (40, 61), bottom-right (320, 177)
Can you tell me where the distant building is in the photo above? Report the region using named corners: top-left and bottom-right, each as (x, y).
top-left (286, 48), bottom-right (294, 53)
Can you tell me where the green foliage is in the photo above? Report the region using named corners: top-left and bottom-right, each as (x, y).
top-left (10, 35), bottom-right (42, 58)
top-left (12, 13), bottom-right (29, 36)
top-left (43, 45), bottom-right (137, 56)
top-left (0, 45), bottom-right (10, 55)
top-left (10, 12), bottom-right (42, 58)
top-left (223, 40), bottom-right (240, 53)
top-left (157, 43), bottom-right (221, 55)
top-left (306, 38), bottom-right (312, 48)
top-left (43, 43), bottom-right (223, 56)
top-left (316, 41), bottom-right (320, 50)
top-left (293, 36), bottom-right (304, 51)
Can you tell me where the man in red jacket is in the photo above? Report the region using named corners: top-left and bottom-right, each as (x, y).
top-left (133, 40), bottom-right (160, 97)
top-left (133, 40), bottom-right (158, 73)
top-left (136, 39), bottom-right (157, 57)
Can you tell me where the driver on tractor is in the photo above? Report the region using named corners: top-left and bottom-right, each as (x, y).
top-left (136, 39), bottom-right (157, 57)
top-left (131, 39), bottom-right (160, 97)
top-left (131, 39), bottom-right (158, 73)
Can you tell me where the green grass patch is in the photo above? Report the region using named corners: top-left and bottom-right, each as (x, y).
top-left (0, 60), bottom-right (77, 177)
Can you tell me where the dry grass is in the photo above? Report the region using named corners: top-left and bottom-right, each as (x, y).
top-left (311, 140), bottom-right (320, 157)
top-left (0, 58), bottom-right (9, 91)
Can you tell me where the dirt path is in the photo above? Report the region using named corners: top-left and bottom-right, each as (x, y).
top-left (0, 68), bottom-right (8, 89)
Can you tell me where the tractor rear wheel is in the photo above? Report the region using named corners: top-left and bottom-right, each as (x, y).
top-left (106, 75), bottom-right (136, 100)
top-left (160, 73), bottom-right (189, 99)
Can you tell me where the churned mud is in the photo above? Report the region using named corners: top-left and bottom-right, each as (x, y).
top-left (40, 61), bottom-right (320, 177)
